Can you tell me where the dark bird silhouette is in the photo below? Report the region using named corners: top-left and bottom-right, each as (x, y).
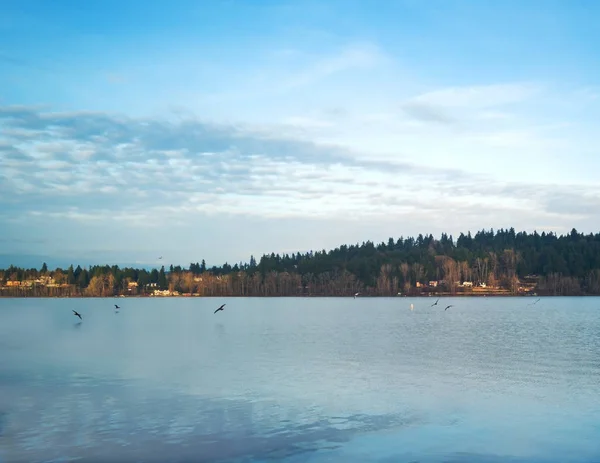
top-left (527, 298), bottom-right (541, 306)
top-left (430, 298), bottom-right (439, 307)
top-left (114, 304), bottom-right (120, 309)
top-left (444, 305), bottom-right (453, 311)
top-left (158, 256), bottom-right (163, 260)
top-left (214, 304), bottom-right (226, 314)
top-left (72, 310), bottom-right (82, 320)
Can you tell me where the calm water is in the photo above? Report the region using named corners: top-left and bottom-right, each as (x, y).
top-left (1, 296), bottom-right (600, 463)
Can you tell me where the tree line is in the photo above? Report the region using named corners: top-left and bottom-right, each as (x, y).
top-left (1, 227), bottom-right (600, 297)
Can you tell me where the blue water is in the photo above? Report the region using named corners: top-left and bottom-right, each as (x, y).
top-left (0, 296), bottom-right (599, 462)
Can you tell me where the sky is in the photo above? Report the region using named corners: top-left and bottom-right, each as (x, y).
top-left (1, 0), bottom-right (600, 269)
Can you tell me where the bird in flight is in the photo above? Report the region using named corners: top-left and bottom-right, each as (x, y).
top-left (158, 256), bottom-right (163, 260)
top-left (430, 298), bottom-right (439, 307)
top-left (72, 310), bottom-right (82, 320)
top-left (214, 304), bottom-right (226, 314)
top-left (354, 292), bottom-right (360, 299)
top-left (114, 304), bottom-right (120, 309)
top-left (527, 298), bottom-right (541, 306)
top-left (444, 305), bottom-right (453, 311)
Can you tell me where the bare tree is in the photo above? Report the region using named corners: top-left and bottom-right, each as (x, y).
top-left (412, 263), bottom-right (424, 286)
top-left (473, 257), bottom-right (489, 285)
top-left (442, 258), bottom-right (459, 294)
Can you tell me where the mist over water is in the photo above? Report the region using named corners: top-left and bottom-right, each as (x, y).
top-left (1, 297), bottom-right (599, 462)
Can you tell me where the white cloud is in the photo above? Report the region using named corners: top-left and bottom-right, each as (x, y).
top-left (276, 42), bottom-right (388, 92)
top-left (1, 78), bottom-right (599, 265)
top-left (407, 82), bottom-right (541, 109)
top-left (1, 105), bottom-right (598, 226)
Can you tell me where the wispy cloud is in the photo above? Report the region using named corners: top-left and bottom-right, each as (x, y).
top-left (184, 42), bottom-right (390, 110)
top-left (400, 101), bottom-right (456, 126)
top-left (407, 83), bottom-right (542, 109)
top-left (398, 83), bottom-right (541, 128)
top-left (1, 105), bottom-right (598, 236)
top-left (276, 42), bottom-right (387, 92)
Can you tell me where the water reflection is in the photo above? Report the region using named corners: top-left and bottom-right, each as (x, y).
top-left (0, 378), bottom-right (423, 462)
top-left (215, 322), bottom-right (226, 337)
top-left (0, 297), bottom-right (599, 462)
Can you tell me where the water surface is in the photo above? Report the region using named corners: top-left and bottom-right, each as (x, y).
top-left (1, 296), bottom-right (599, 462)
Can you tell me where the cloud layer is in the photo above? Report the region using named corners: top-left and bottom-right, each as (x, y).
top-left (1, 101), bottom-right (599, 267)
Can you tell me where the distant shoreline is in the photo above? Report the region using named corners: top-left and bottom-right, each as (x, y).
top-left (1, 294), bottom-right (595, 299)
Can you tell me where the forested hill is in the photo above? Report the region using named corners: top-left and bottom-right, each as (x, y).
top-left (2, 228), bottom-right (600, 297)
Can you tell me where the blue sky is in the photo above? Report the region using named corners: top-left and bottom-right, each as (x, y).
top-left (1, 0), bottom-right (600, 269)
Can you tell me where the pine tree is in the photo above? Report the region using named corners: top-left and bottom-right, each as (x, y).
top-left (67, 265), bottom-right (75, 285)
top-left (158, 266), bottom-right (168, 290)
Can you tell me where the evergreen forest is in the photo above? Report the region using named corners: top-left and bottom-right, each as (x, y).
top-left (2, 228), bottom-right (600, 297)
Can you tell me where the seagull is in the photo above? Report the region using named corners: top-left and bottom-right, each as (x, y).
top-left (114, 304), bottom-right (120, 309)
top-left (354, 292), bottom-right (360, 299)
top-left (444, 305), bottom-right (453, 311)
top-left (158, 256), bottom-right (163, 260)
top-left (430, 298), bottom-right (439, 307)
top-left (214, 304), bottom-right (226, 314)
top-left (72, 310), bottom-right (82, 320)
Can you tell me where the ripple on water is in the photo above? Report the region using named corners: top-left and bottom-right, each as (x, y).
top-left (1, 297), bottom-right (600, 462)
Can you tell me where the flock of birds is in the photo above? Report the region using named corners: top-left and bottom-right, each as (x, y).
top-left (429, 298), bottom-right (453, 311)
top-left (355, 292), bottom-right (455, 311)
top-left (72, 303), bottom-right (227, 321)
top-left (70, 297), bottom-right (543, 321)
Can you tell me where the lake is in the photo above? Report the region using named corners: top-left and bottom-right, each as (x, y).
top-left (1, 296), bottom-right (599, 462)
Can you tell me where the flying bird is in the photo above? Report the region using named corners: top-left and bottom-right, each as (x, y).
top-left (72, 310), bottom-right (82, 320)
top-left (527, 298), bottom-right (541, 306)
top-left (114, 304), bottom-right (120, 309)
top-left (444, 305), bottom-right (453, 311)
top-left (158, 256), bottom-right (163, 260)
top-left (430, 298), bottom-right (439, 307)
top-left (354, 292), bottom-right (360, 299)
top-left (214, 304), bottom-right (226, 314)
